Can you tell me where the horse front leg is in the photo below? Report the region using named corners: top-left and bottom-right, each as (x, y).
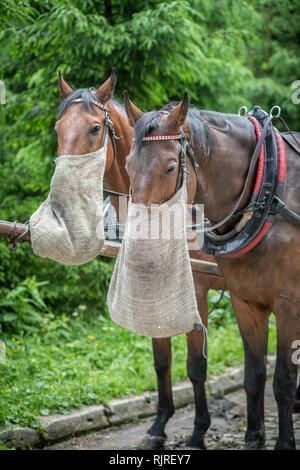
top-left (139, 337), bottom-right (174, 449)
top-left (185, 328), bottom-right (210, 449)
top-left (185, 276), bottom-right (210, 449)
top-left (230, 294), bottom-right (269, 449)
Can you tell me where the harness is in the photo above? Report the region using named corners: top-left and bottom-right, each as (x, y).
top-left (140, 106), bottom-right (300, 258)
top-left (202, 106), bottom-right (300, 256)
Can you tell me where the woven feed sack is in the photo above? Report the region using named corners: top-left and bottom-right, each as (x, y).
top-left (107, 174), bottom-right (205, 339)
top-left (29, 137), bottom-right (108, 265)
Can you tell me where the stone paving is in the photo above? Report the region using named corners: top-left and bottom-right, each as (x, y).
top-left (45, 379), bottom-right (300, 450)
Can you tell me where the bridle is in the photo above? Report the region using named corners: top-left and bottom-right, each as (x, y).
top-left (72, 97), bottom-right (123, 164)
top-left (103, 127), bottom-right (200, 199)
top-left (142, 129), bottom-right (199, 193)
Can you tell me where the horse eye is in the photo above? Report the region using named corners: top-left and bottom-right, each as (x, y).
top-left (165, 164), bottom-right (176, 175)
top-left (91, 124), bottom-right (101, 134)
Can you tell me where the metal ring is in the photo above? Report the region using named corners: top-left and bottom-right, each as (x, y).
top-left (238, 106), bottom-right (248, 117)
top-left (269, 105), bottom-right (281, 118)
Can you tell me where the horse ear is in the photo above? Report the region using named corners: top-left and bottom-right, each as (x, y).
top-left (166, 92), bottom-right (190, 130)
top-left (94, 70), bottom-right (116, 104)
top-left (58, 71), bottom-right (73, 100)
top-left (124, 91), bottom-right (143, 127)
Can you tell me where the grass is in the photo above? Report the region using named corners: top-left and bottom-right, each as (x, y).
top-left (0, 291), bottom-right (277, 429)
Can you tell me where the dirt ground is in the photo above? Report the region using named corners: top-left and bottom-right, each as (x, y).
top-left (45, 379), bottom-right (300, 451)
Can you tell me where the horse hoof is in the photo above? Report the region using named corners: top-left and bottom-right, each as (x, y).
top-left (245, 440), bottom-right (265, 450)
top-left (138, 434), bottom-right (166, 450)
top-left (245, 429), bottom-right (265, 450)
top-left (186, 437), bottom-right (206, 450)
top-left (274, 438), bottom-right (296, 450)
top-left (292, 399), bottom-right (300, 413)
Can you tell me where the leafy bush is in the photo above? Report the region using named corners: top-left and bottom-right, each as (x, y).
top-left (0, 278), bottom-right (48, 334)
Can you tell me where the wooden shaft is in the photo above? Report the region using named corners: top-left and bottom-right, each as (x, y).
top-left (0, 220), bottom-right (222, 277)
top-left (0, 220), bottom-right (31, 242)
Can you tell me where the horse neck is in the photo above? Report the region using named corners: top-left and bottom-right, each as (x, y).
top-left (104, 101), bottom-right (133, 218)
top-left (193, 113), bottom-right (258, 234)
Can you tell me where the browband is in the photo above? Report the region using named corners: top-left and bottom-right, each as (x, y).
top-left (72, 97), bottom-right (108, 112)
top-left (142, 134), bottom-right (182, 141)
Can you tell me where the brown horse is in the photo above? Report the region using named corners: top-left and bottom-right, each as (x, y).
top-left (124, 92), bottom-right (300, 450)
top-left (55, 74), bottom-right (225, 449)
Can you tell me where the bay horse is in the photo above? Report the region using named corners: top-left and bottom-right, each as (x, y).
top-left (123, 92), bottom-right (300, 450)
top-left (55, 73), bottom-right (225, 449)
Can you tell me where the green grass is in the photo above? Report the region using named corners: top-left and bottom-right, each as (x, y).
top-left (0, 291), bottom-right (277, 429)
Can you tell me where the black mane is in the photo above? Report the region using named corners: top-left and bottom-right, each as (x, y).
top-left (133, 102), bottom-right (216, 159)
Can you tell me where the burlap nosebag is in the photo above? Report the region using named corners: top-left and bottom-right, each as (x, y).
top-left (29, 137), bottom-right (108, 265)
top-left (107, 175), bottom-right (205, 339)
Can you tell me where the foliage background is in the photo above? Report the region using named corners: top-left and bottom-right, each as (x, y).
top-left (0, 0), bottom-right (299, 329)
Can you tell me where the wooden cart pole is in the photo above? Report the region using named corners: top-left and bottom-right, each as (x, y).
top-left (0, 220), bottom-right (222, 278)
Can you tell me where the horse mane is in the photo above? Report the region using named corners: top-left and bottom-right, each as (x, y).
top-left (133, 102), bottom-right (216, 159)
top-left (58, 87), bottom-right (124, 117)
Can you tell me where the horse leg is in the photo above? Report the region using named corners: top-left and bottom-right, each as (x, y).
top-left (230, 295), bottom-right (269, 449)
top-left (272, 298), bottom-right (299, 450)
top-left (185, 279), bottom-right (210, 449)
top-left (185, 328), bottom-right (210, 449)
top-left (142, 338), bottom-right (174, 448)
